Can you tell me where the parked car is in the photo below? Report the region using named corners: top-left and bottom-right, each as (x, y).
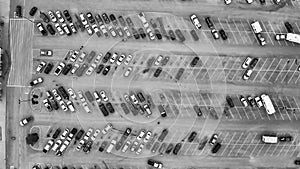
top-left (168, 30), bottom-right (176, 40)
top-left (36, 61), bottom-right (46, 73)
top-left (190, 56), bottom-right (199, 67)
top-left (29, 6), bottom-right (38, 16)
top-left (284, 22), bottom-right (293, 33)
top-left (209, 134), bottom-right (218, 145)
top-left (20, 116), bottom-right (34, 126)
top-left (278, 135), bottom-right (293, 142)
top-left (240, 96), bottom-right (248, 107)
top-left (54, 23), bottom-right (64, 35)
top-left (242, 56), bottom-right (253, 69)
top-left (44, 63), bottom-right (54, 74)
top-left (219, 29), bottom-right (227, 40)
top-left (173, 143), bottom-right (182, 155)
top-left (40, 11), bottom-right (50, 23)
top-left (61, 63), bottom-right (72, 75)
top-left (48, 10), bottom-right (57, 22)
top-left (15, 5), bottom-right (22, 18)
top-left (249, 58), bottom-right (259, 69)
top-left (55, 10), bottom-right (65, 23)
top-left (147, 159), bottom-right (163, 169)
top-left (30, 77), bottom-right (43, 86)
top-left (61, 24), bottom-right (71, 36)
top-left (211, 28), bottom-right (219, 39)
top-left (139, 28), bottom-right (146, 39)
top-left (254, 96), bottom-right (263, 108)
top-left (190, 29), bottom-right (199, 41)
top-left (54, 62), bottom-right (66, 76)
top-left (158, 129), bottom-right (168, 142)
top-left (124, 67), bottom-right (133, 77)
top-left (86, 12), bottom-right (96, 24)
top-left (190, 14), bottom-right (202, 29)
top-left (226, 96), bottom-right (234, 108)
top-left (205, 17), bottom-right (214, 29)
top-left (102, 13), bottom-right (110, 24)
top-left (211, 142), bottom-right (221, 154)
top-left (46, 24), bottom-right (56, 35)
top-left (175, 29), bottom-right (185, 42)
top-left (188, 131), bottom-right (197, 142)
top-left (242, 69), bottom-right (253, 80)
top-left (63, 10), bottom-right (72, 22)
top-left (36, 22), bottom-right (48, 36)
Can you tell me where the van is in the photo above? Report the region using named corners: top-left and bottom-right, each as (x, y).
top-left (262, 135), bottom-right (278, 144)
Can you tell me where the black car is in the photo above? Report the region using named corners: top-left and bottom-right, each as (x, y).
top-left (39, 11), bottom-right (50, 23)
top-left (190, 30), bottom-right (199, 41)
top-left (132, 28), bottom-right (140, 39)
top-left (46, 24), bottom-right (56, 35)
top-left (44, 62), bottom-right (54, 74)
top-left (98, 141), bottom-right (108, 152)
top-left (109, 14), bottom-right (117, 25)
top-left (161, 56), bottom-right (170, 66)
top-left (211, 142), bottom-right (221, 154)
top-left (102, 13), bottom-right (110, 24)
top-left (175, 68), bottom-right (185, 81)
top-left (84, 91), bottom-right (94, 102)
top-left (16, 5), bottom-right (22, 18)
top-left (173, 143), bottom-right (182, 155)
top-left (126, 17), bottom-right (134, 27)
top-left (154, 67), bottom-right (163, 78)
top-left (86, 12), bottom-right (96, 24)
top-left (96, 64), bottom-right (104, 74)
top-left (102, 52), bottom-right (111, 63)
top-left (188, 131), bottom-right (197, 142)
top-left (76, 63), bottom-right (88, 77)
top-left (62, 63), bottom-right (72, 75)
top-left (219, 29), bottom-right (227, 40)
top-left (106, 102), bottom-right (115, 113)
top-left (99, 103), bottom-right (109, 116)
top-left (295, 159), bottom-right (300, 165)
top-left (51, 100), bottom-right (59, 110)
top-left (249, 58), bottom-right (259, 69)
top-left (57, 86), bottom-right (69, 100)
top-left (259, 0), bottom-right (266, 5)
top-left (158, 129), bottom-right (169, 142)
top-left (155, 29), bottom-right (162, 40)
top-left (278, 135), bottom-right (293, 142)
top-left (165, 143), bottom-right (174, 154)
top-left (193, 105), bottom-right (202, 116)
top-left (70, 128), bottom-right (78, 135)
top-left (205, 17), bottom-right (214, 29)
top-left (118, 16), bottom-right (126, 27)
top-left (63, 10), bottom-right (72, 23)
top-left (52, 128), bottom-right (62, 139)
top-left (29, 6), bottom-right (38, 16)
top-left (226, 96), bottom-right (234, 108)
top-left (190, 56), bottom-right (199, 67)
top-left (168, 30), bottom-right (176, 41)
top-left (83, 140), bottom-right (93, 153)
top-left (75, 129), bottom-right (85, 141)
top-left (138, 28), bottom-right (146, 39)
top-left (284, 22), bottom-right (293, 33)
top-left (158, 104), bottom-right (167, 117)
top-left (102, 65), bottom-right (111, 76)
top-left (137, 92), bottom-right (146, 103)
top-left (175, 29), bottom-right (185, 42)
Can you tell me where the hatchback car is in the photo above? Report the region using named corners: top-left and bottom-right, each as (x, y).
top-left (190, 56), bottom-right (199, 67)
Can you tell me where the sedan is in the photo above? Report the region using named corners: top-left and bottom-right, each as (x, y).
top-left (219, 29), bottom-right (227, 40)
top-left (116, 54), bottom-right (126, 65)
top-left (48, 10), bottom-right (57, 23)
top-left (247, 96), bottom-right (255, 107)
top-left (36, 22), bottom-right (47, 36)
top-left (99, 90), bottom-right (109, 102)
top-left (46, 24), bottom-right (56, 35)
top-left (44, 63), bottom-right (54, 74)
top-left (124, 54), bottom-right (133, 65)
top-left (55, 10), bottom-right (65, 23)
top-left (79, 13), bottom-right (88, 26)
top-left (54, 23), bottom-right (64, 35)
top-left (190, 14), bottom-right (202, 29)
top-left (188, 131), bottom-right (197, 142)
top-left (102, 65), bottom-right (111, 76)
top-left (241, 56), bottom-right (253, 69)
top-left (240, 96), bottom-right (248, 107)
top-left (63, 10), bottom-right (72, 23)
top-left (224, 0), bottom-right (232, 4)
top-left (30, 77), bottom-right (44, 86)
top-left (29, 6), bottom-right (38, 16)
top-left (20, 116), bottom-right (34, 126)
top-left (211, 28), bottom-right (219, 39)
top-left (209, 134), bottom-right (218, 145)
top-left (242, 69), bottom-right (253, 80)
top-left (147, 159), bottom-right (163, 169)
top-left (40, 49), bottom-right (53, 56)
top-left (254, 96), bottom-right (263, 108)
top-left (173, 143), bottom-right (182, 155)
top-left (275, 34), bottom-right (286, 41)
top-left (190, 56), bottom-right (199, 67)
top-left (36, 61), bottom-right (46, 73)
top-left (123, 66), bottom-right (133, 77)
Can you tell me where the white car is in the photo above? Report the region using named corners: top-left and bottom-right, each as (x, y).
top-left (91, 129), bottom-right (101, 141)
top-left (136, 143), bottom-right (144, 154)
top-left (55, 10), bottom-right (65, 23)
top-left (143, 104), bottom-right (152, 116)
top-left (240, 96), bottom-right (248, 107)
top-left (275, 34), bottom-right (286, 41)
top-left (62, 23), bottom-right (71, 35)
top-left (43, 139), bottom-right (54, 153)
top-left (106, 139), bottom-right (117, 153)
top-left (116, 54), bottom-right (126, 65)
top-left (70, 50), bottom-right (79, 62)
top-left (67, 88), bottom-right (77, 99)
top-left (48, 10), bottom-right (57, 23)
top-left (43, 99), bottom-right (52, 111)
top-left (92, 24), bottom-right (100, 34)
top-left (130, 93), bottom-right (139, 104)
top-left (36, 61), bottom-right (46, 73)
top-left (124, 67), bottom-right (133, 77)
top-left (211, 28), bottom-right (219, 39)
top-left (99, 90), bottom-right (109, 102)
top-left (121, 140), bottom-right (131, 153)
top-left (101, 123), bottom-right (113, 135)
top-left (94, 53), bottom-right (103, 64)
top-left (85, 25), bottom-right (94, 35)
top-left (146, 28), bottom-right (155, 40)
top-left (79, 13), bottom-right (88, 26)
top-left (137, 129), bottom-right (146, 141)
top-left (224, 0), bottom-right (232, 5)
top-left (78, 52), bottom-right (87, 62)
top-left (123, 26), bottom-right (131, 37)
top-left (154, 55), bottom-right (163, 66)
top-left (66, 101), bottom-right (75, 112)
top-left (54, 23), bottom-right (64, 35)
top-left (19, 116), bottom-right (34, 126)
top-left (54, 62), bottom-right (65, 76)
top-left (255, 96), bottom-right (263, 108)
top-left (209, 134), bottom-right (218, 145)
top-left (86, 63), bottom-right (97, 75)
top-left (110, 53), bottom-right (118, 63)
top-left (52, 89), bottom-right (62, 101)
top-left (246, 0), bottom-right (253, 3)
top-left (93, 91), bottom-right (101, 103)
top-left (108, 25), bottom-right (117, 37)
top-left (190, 14), bottom-right (202, 29)
top-left (124, 55), bottom-right (133, 65)
top-left (69, 23), bottom-right (77, 33)
top-left (82, 102), bottom-right (91, 113)
top-left (99, 24), bottom-right (108, 36)
top-left (70, 63), bottom-right (80, 74)
top-left (242, 56), bottom-right (253, 69)
top-left (138, 12), bottom-right (149, 28)
top-left (59, 100), bottom-right (68, 112)
top-left (77, 91), bottom-right (86, 102)
top-left (52, 140), bottom-right (62, 152)
top-left (30, 77), bottom-right (44, 86)
top-left (242, 69), bottom-right (253, 80)
top-left (144, 131), bottom-right (152, 143)
top-left (60, 128), bottom-right (70, 139)
top-left (40, 49), bottom-right (53, 56)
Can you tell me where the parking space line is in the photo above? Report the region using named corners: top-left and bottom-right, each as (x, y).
top-left (195, 56), bottom-right (210, 79)
top-left (239, 18), bottom-right (253, 43)
top-left (280, 23), bottom-right (292, 46)
top-left (287, 70), bottom-right (297, 84)
top-left (275, 60), bottom-right (290, 82)
top-left (228, 133), bottom-right (244, 156)
top-left (246, 19), bottom-right (260, 45)
top-left (263, 144), bottom-right (274, 156)
top-left (266, 58), bottom-right (283, 81)
top-left (169, 94), bottom-right (184, 118)
top-left (185, 93), bottom-right (197, 117)
top-left (234, 132), bottom-right (251, 156)
top-left (295, 74), bottom-right (300, 84)
top-left (253, 143), bottom-right (266, 157)
top-left (225, 20), bottom-right (239, 44)
top-left (295, 22), bottom-right (300, 33)
top-left (230, 19), bottom-right (246, 44)
top-left (261, 21), bottom-right (274, 46)
top-left (220, 132), bottom-right (237, 156)
top-left (242, 132), bottom-right (258, 156)
top-left (274, 25), bottom-right (284, 46)
top-left (253, 58), bottom-right (270, 81)
top-left (217, 18), bottom-right (233, 44)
